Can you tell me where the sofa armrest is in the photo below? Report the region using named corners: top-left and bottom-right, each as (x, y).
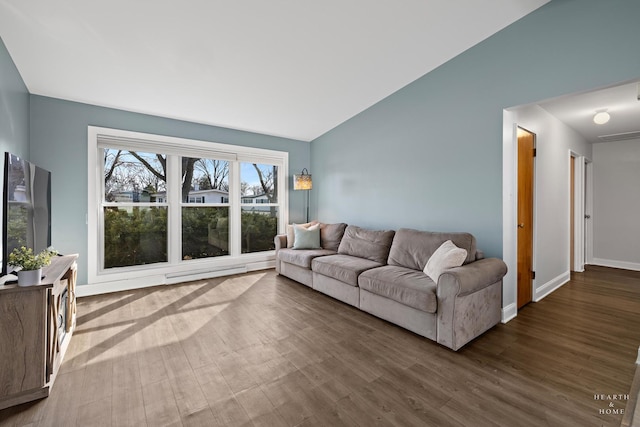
top-left (438, 258), bottom-right (507, 298)
top-left (274, 234), bottom-right (287, 274)
top-left (436, 258), bottom-right (507, 350)
top-left (274, 234), bottom-right (287, 252)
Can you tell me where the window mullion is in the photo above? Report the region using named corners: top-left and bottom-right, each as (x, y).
top-left (229, 161), bottom-right (241, 257)
top-left (279, 161), bottom-right (288, 233)
top-left (167, 155), bottom-right (182, 264)
top-left (98, 147), bottom-right (106, 271)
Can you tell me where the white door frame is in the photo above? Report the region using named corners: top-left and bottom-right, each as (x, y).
top-left (570, 153), bottom-right (593, 272)
top-left (584, 159), bottom-right (594, 265)
top-left (501, 110), bottom-right (518, 323)
top-left (570, 151), bottom-right (586, 272)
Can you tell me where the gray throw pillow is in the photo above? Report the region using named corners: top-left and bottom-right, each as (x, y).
top-left (337, 225), bottom-right (395, 264)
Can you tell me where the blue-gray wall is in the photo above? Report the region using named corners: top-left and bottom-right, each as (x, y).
top-left (29, 95), bottom-right (310, 285)
top-left (12, 0), bottom-right (640, 282)
top-left (311, 0), bottom-right (640, 258)
top-left (0, 37), bottom-right (29, 159)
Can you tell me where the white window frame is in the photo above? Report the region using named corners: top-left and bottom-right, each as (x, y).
top-left (87, 126), bottom-right (288, 288)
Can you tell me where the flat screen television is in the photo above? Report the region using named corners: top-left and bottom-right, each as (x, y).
top-left (2, 152), bottom-right (52, 275)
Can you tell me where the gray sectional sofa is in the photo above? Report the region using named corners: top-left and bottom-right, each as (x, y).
top-left (274, 223), bottom-right (507, 351)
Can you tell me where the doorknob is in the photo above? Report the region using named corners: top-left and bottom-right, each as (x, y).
top-left (518, 223), bottom-right (525, 228)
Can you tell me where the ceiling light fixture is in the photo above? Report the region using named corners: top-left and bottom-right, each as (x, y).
top-left (593, 111), bottom-right (610, 125)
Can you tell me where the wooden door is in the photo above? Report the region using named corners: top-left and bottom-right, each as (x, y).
top-left (517, 128), bottom-right (535, 309)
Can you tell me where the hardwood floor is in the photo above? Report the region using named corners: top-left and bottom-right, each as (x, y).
top-left (0, 265), bottom-right (638, 426)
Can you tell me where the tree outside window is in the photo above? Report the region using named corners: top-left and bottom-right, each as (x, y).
top-left (181, 157), bottom-right (230, 260)
top-left (240, 163), bottom-right (278, 253)
top-left (103, 149), bottom-right (167, 268)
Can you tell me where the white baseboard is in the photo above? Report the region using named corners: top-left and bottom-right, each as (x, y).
top-left (533, 271), bottom-right (570, 302)
top-left (76, 275), bottom-right (164, 297)
top-left (164, 266), bottom-right (248, 285)
top-left (76, 261), bottom-right (274, 297)
top-left (501, 303), bottom-right (517, 323)
top-left (591, 258), bottom-right (640, 272)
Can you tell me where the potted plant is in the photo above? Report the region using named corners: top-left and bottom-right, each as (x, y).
top-left (8, 246), bottom-right (57, 286)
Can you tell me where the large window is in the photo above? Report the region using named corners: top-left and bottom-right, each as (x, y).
top-left (88, 127), bottom-right (288, 284)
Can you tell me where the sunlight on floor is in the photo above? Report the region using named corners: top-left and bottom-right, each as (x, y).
top-left (68, 272), bottom-right (268, 367)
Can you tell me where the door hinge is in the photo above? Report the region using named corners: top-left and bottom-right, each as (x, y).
top-left (533, 148), bottom-right (537, 157)
top-left (532, 271), bottom-right (536, 280)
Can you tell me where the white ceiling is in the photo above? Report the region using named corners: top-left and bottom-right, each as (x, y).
top-left (539, 81), bottom-right (640, 144)
top-left (0, 0), bottom-right (551, 142)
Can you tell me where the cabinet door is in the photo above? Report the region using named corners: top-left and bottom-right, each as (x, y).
top-left (0, 289), bottom-right (47, 397)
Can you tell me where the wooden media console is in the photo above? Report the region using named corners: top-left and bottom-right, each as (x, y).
top-left (0, 254), bottom-right (78, 410)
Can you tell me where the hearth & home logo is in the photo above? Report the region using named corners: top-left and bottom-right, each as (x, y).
top-left (594, 393), bottom-right (628, 415)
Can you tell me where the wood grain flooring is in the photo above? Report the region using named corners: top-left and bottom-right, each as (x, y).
top-left (0, 265), bottom-right (638, 426)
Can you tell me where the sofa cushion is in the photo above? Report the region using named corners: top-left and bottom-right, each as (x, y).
top-left (278, 248), bottom-right (336, 269)
top-left (387, 228), bottom-right (477, 270)
top-left (423, 240), bottom-right (467, 282)
top-left (337, 225), bottom-right (395, 264)
top-left (312, 254), bottom-right (383, 287)
top-left (319, 222), bottom-right (348, 251)
top-left (359, 266), bottom-right (437, 313)
top-left (293, 224), bottom-right (321, 249)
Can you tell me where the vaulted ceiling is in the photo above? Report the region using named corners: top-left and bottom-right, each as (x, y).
top-left (0, 1), bottom-right (551, 141)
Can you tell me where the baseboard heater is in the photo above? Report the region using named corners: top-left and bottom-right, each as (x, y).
top-left (164, 265), bottom-right (248, 285)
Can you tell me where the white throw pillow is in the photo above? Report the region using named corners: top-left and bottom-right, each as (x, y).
top-left (286, 221), bottom-right (318, 248)
top-left (424, 240), bottom-right (468, 282)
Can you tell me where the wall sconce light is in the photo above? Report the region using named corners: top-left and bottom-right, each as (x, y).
top-left (593, 110), bottom-right (610, 125)
top-left (293, 168), bottom-right (312, 222)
